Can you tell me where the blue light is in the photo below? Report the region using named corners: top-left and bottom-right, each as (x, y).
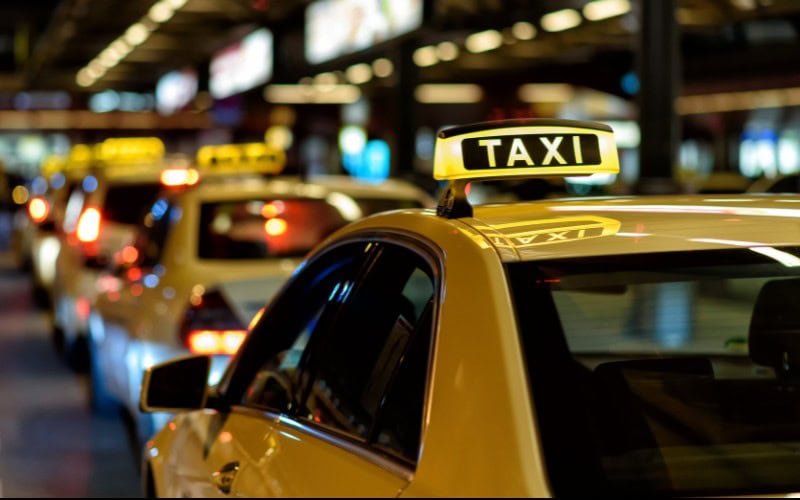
top-left (360, 139), bottom-right (390, 183)
top-left (143, 273), bottom-right (159, 288)
top-left (49, 172), bottom-right (65, 190)
top-left (153, 264), bottom-right (166, 276)
top-left (151, 199), bottom-right (168, 220)
top-left (31, 176), bottom-right (48, 195)
top-left (82, 175), bottom-right (98, 193)
top-left (621, 71), bottom-right (639, 95)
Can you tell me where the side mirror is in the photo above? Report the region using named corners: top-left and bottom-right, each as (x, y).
top-left (140, 355), bottom-right (211, 413)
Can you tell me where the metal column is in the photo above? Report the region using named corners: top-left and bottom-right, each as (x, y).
top-left (636, 0), bottom-right (682, 193)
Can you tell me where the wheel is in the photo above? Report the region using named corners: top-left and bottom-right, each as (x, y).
top-left (31, 283), bottom-right (51, 310)
top-left (65, 335), bottom-right (90, 373)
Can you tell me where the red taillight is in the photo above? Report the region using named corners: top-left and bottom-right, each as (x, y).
top-left (76, 207), bottom-right (101, 243)
top-left (187, 329), bottom-right (247, 355)
top-left (28, 196), bottom-right (50, 223)
top-left (179, 289), bottom-right (248, 356)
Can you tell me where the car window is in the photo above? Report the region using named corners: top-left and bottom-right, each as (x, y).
top-left (298, 242), bottom-right (435, 465)
top-left (507, 247), bottom-right (800, 496)
top-left (197, 196), bottom-right (425, 260)
top-left (103, 183), bottom-right (163, 224)
top-left (239, 241), bottom-right (374, 413)
top-left (132, 197), bottom-right (180, 268)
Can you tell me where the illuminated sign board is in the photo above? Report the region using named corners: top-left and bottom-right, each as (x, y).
top-left (156, 68), bottom-right (198, 115)
top-left (305, 0), bottom-right (424, 64)
top-left (210, 28), bottom-right (273, 99)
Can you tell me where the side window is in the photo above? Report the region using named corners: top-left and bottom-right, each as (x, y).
top-left (239, 242), bottom-right (372, 413)
top-left (299, 242), bottom-right (436, 465)
top-left (134, 197), bottom-right (178, 268)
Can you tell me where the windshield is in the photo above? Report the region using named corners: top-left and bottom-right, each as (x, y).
top-left (507, 247), bottom-right (800, 497)
top-left (198, 196), bottom-right (422, 260)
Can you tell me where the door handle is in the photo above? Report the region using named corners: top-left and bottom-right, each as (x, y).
top-left (212, 461), bottom-right (240, 495)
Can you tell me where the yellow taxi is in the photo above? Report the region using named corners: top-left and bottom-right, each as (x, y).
top-left (88, 142), bottom-right (434, 449)
top-left (20, 148), bottom-right (93, 308)
top-left (140, 118), bottom-right (800, 497)
top-left (51, 137), bottom-right (173, 370)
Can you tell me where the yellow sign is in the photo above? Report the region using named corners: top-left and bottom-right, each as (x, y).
top-left (433, 119), bottom-right (619, 181)
top-left (94, 137), bottom-right (165, 163)
top-left (196, 143), bottom-right (286, 176)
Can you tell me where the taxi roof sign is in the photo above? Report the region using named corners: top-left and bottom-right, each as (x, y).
top-left (196, 143), bottom-right (286, 176)
top-left (95, 137), bottom-right (165, 164)
top-left (433, 119), bottom-right (619, 181)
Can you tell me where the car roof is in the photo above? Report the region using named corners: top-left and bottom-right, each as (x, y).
top-left (177, 174), bottom-right (435, 204)
top-left (341, 193), bottom-right (800, 263)
top-left (460, 194), bottom-right (800, 262)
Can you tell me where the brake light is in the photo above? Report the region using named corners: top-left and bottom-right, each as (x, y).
top-left (161, 168), bottom-right (200, 187)
top-left (179, 289), bottom-right (248, 356)
top-left (76, 207), bottom-right (101, 243)
top-left (187, 329), bottom-right (247, 355)
top-left (28, 196), bottom-right (50, 223)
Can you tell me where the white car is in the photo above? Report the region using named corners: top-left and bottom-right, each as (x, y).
top-left (89, 143), bottom-right (434, 448)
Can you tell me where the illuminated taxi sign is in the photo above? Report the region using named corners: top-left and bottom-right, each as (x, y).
top-left (95, 137), bottom-right (165, 163)
top-left (196, 143), bottom-right (286, 176)
top-left (434, 119), bottom-right (619, 181)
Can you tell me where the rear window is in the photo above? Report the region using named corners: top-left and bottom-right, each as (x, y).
top-left (507, 247), bottom-right (800, 497)
top-left (198, 196), bottom-right (421, 260)
top-left (103, 183), bottom-right (162, 224)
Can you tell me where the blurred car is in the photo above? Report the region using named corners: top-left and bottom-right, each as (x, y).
top-left (89, 142), bottom-right (435, 449)
top-left (10, 155), bottom-right (63, 274)
top-left (17, 148), bottom-right (93, 309)
top-left (747, 173), bottom-right (800, 193)
top-left (51, 137), bottom-right (172, 370)
top-left (141, 119), bottom-right (800, 497)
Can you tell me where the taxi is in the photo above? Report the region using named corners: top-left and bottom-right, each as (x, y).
top-left (139, 118), bottom-right (800, 497)
top-left (87, 142), bottom-right (434, 450)
top-left (21, 148), bottom-right (92, 308)
top-left (51, 137), bottom-right (171, 370)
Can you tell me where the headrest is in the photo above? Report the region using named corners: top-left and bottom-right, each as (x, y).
top-left (749, 278), bottom-right (800, 372)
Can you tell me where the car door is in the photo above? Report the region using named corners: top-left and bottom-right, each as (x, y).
top-left (95, 195), bottom-right (177, 402)
top-left (223, 238), bottom-right (438, 497)
top-left (188, 240), bottom-right (377, 496)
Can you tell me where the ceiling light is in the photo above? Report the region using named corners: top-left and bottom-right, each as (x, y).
top-left (345, 63), bottom-right (372, 84)
top-left (583, 0), bottom-right (631, 21)
top-left (413, 46), bottom-right (438, 67)
top-left (511, 21), bottom-right (537, 40)
top-left (372, 58), bottom-right (393, 78)
top-left (76, 70), bottom-right (94, 87)
top-left (465, 29), bottom-right (503, 53)
top-left (518, 83), bottom-right (575, 103)
top-left (125, 23), bottom-right (150, 46)
top-left (540, 9), bottom-right (582, 32)
top-left (264, 84), bottom-right (362, 104)
top-left (436, 41), bottom-right (459, 61)
top-left (148, 2), bottom-right (174, 23)
top-left (415, 84), bottom-right (483, 103)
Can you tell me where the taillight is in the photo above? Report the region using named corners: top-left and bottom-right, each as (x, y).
top-left (28, 196), bottom-right (50, 223)
top-left (76, 207), bottom-right (101, 243)
top-left (179, 289), bottom-right (247, 356)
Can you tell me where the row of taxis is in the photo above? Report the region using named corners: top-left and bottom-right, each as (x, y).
top-left (84, 142), bottom-right (434, 448)
top-left (138, 118), bottom-right (800, 497)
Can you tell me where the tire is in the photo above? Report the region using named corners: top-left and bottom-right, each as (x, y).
top-left (31, 283), bottom-right (51, 310)
top-left (88, 337), bottom-right (119, 417)
top-left (65, 335), bottom-right (90, 373)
